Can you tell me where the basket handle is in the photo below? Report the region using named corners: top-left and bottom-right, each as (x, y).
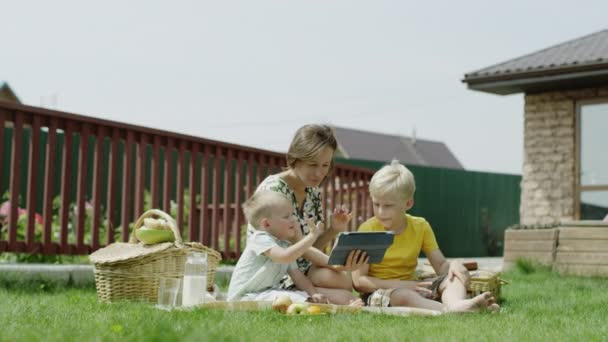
top-left (129, 209), bottom-right (184, 247)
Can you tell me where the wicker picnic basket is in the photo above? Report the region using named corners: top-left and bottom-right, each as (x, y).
top-left (89, 209), bottom-right (221, 303)
top-left (468, 270), bottom-right (508, 297)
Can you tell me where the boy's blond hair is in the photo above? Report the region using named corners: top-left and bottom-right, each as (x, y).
top-left (369, 159), bottom-right (416, 202)
top-left (242, 191), bottom-right (291, 228)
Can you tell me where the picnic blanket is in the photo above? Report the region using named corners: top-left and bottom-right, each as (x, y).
top-left (182, 301), bottom-right (442, 317)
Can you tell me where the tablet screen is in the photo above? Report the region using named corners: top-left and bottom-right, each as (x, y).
top-left (327, 231), bottom-right (395, 266)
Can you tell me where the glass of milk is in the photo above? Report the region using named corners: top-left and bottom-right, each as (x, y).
top-left (182, 251), bottom-right (207, 307)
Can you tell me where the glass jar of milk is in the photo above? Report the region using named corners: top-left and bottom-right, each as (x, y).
top-left (182, 251), bottom-right (207, 307)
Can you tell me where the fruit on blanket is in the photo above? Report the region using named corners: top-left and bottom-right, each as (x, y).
top-left (272, 296), bottom-right (293, 313)
top-left (286, 303), bottom-right (308, 315)
top-left (306, 305), bottom-right (322, 314)
top-left (135, 227), bottom-right (175, 244)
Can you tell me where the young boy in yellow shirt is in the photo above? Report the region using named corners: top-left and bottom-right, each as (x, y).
top-left (352, 160), bottom-right (500, 313)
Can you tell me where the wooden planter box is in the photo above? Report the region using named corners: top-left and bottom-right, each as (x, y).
top-left (554, 221), bottom-right (608, 277)
top-left (503, 228), bottom-right (559, 269)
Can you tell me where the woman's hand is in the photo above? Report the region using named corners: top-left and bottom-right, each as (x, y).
top-left (329, 204), bottom-right (353, 233)
top-left (334, 250), bottom-right (368, 272)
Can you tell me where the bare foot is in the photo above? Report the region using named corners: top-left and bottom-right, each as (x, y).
top-left (446, 292), bottom-right (500, 313)
top-left (348, 298), bottom-right (364, 307)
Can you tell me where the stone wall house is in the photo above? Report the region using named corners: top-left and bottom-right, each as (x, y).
top-left (462, 29), bottom-right (608, 225)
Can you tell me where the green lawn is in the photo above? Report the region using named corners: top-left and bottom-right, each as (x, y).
top-left (1, 263), bottom-right (607, 341)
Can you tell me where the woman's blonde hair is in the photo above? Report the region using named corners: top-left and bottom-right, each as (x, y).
top-left (369, 159), bottom-right (416, 202)
top-left (286, 124), bottom-right (338, 172)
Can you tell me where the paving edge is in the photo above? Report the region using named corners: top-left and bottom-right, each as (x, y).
top-left (0, 264), bottom-right (236, 286)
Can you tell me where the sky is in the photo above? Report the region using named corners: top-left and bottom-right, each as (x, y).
top-left (2, 0), bottom-right (608, 175)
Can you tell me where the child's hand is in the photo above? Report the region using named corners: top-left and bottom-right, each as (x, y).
top-left (310, 293), bottom-right (329, 304)
top-left (306, 218), bottom-right (326, 237)
top-left (330, 204), bottom-right (353, 232)
top-left (412, 281), bottom-right (433, 298)
top-left (448, 260), bottom-right (470, 287)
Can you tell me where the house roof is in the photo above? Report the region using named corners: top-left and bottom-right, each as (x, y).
top-left (332, 126), bottom-right (463, 170)
top-left (462, 29), bottom-right (608, 95)
top-left (0, 82), bottom-right (21, 104)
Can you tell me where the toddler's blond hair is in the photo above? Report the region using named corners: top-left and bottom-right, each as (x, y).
top-left (369, 159), bottom-right (416, 202)
top-left (242, 191), bottom-right (291, 228)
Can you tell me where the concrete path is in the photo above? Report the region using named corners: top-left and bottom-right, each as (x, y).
top-left (0, 257), bottom-right (503, 286)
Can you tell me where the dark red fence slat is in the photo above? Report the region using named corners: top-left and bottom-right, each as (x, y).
top-left (246, 153), bottom-right (254, 199)
top-left (223, 149), bottom-right (234, 257)
top-left (0, 110), bottom-right (5, 188)
top-left (26, 115), bottom-right (41, 246)
top-left (365, 178), bottom-right (372, 220)
top-left (106, 128), bottom-right (119, 244)
top-left (176, 140), bottom-right (186, 236)
top-left (8, 112), bottom-right (24, 249)
top-left (91, 126), bottom-right (105, 250)
top-left (188, 142), bottom-right (200, 242)
top-left (359, 172), bottom-right (368, 224)
top-left (255, 154), bottom-right (264, 186)
top-left (330, 173), bottom-right (337, 220)
top-left (42, 118), bottom-right (58, 253)
top-left (199, 144), bottom-right (210, 245)
top-left (151, 135), bottom-right (161, 208)
top-left (343, 170), bottom-right (352, 231)
top-left (59, 121), bottom-right (74, 252)
top-left (352, 172), bottom-right (361, 229)
top-left (121, 130), bottom-right (134, 242)
top-left (134, 133), bottom-right (147, 219)
top-left (163, 138), bottom-right (174, 213)
top-left (211, 146), bottom-right (221, 252)
top-left (233, 151), bottom-right (244, 256)
top-left (268, 156), bottom-right (276, 180)
top-left (76, 123), bottom-right (90, 251)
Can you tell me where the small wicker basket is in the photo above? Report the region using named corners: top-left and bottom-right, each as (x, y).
top-left (468, 270), bottom-right (508, 297)
top-left (89, 209), bottom-right (221, 303)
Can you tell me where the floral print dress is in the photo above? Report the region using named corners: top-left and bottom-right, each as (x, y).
top-left (248, 174), bottom-right (324, 274)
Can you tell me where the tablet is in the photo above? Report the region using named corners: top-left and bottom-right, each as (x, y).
top-left (327, 231), bottom-right (395, 266)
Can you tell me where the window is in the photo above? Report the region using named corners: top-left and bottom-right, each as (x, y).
top-left (577, 101), bottom-right (608, 220)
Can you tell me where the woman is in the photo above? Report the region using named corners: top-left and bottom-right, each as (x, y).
top-left (251, 124), bottom-right (367, 304)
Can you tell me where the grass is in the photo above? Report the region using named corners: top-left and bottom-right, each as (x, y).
top-left (1, 262), bottom-right (607, 341)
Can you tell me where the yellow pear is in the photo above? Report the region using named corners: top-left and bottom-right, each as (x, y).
top-left (271, 295), bottom-right (293, 313)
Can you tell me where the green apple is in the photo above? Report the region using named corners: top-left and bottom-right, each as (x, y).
top-left (136, 227), bottom-right (175, 244)
top-left (286, 303), bottom-right (308, 315)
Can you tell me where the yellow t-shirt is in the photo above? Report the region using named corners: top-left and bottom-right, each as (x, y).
top-left (358, 214), bottom-right (439, 280)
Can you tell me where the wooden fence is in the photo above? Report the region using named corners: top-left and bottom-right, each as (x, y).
top-left (0, 102), bottom-right (375, 260)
